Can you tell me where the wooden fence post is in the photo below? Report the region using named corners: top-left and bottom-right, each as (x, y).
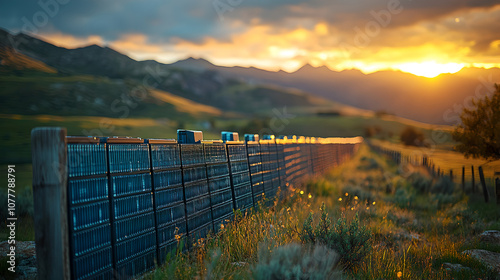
top-left (462, 166), bottom-right (465, 193)
top-left (471, 165), bottom-right (475, 193)
top-left (496, 175), bottom-right (500, 205)
top-left (31, 127), bottom-right (70, 280)
top-left (478, 166), bottom-right (489, 203)
top-left (449, 170), bottom-right (453, 182)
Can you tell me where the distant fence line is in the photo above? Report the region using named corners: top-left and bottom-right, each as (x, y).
top-left (370, 143), bottom-right (500, 204)
top-left (31, 128), bottom-right (363, 280)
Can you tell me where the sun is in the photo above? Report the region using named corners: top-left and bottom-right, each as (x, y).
top-left (395, 61), bottom-right (465, 78)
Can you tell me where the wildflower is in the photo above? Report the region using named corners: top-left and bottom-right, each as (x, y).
top-left (350, 207), bottom-right (354, 211)
top-left (300, 190), bottom-right (304, 195)
top-left (373, 201), bottom-right (376, 205)
top-left (397, 271), bottom-right (402, 278)
top-left (354, 196), bottom-right (359, 200)
top-left (345, 192), bottom-right (349, 196)
top-left (220, 224), bottom-right (225, 230)
top-left (338, 198), bottom-right (342, 201)
top-left (175, 234), bottom-right (181, 241)
top-left (308, 194), bottom-right (312, 199)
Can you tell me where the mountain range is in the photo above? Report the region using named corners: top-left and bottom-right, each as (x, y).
top-left (1, 28), bottom-right (499, 124)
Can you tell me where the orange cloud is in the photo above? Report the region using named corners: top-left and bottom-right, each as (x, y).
top-left (40, 33), bottom-right (104, 48)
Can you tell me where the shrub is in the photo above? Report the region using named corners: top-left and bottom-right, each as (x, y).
top-left (393, 187), bottom-right (416, 209)
top-left (306, 179), bottom-right (335, 197)
top-left (408, 172), bottom-right (432, 194)
top-left (300, 203), bottom-right (372, 271)
top-left (430, 176), bottom-right (455, 194)
top-left (357, 156), bottom-right (380, 171)
top-left (252, 243), bottom-right (342, 280)
top-left (400, 126), bottom-right (426, 147)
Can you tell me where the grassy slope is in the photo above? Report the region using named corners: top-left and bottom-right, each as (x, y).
top-left (371, 139), bottom-right (500, 183)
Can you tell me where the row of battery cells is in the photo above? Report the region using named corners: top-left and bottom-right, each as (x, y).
top-left (246, 143), bottom-right (264, 203)
top-left (205, 143), bottom-right (233, 232)
top-left (268, 143), bottom-right (281, 198)
top-left (181, 144), bottom-right (213, 245)
top-left (276, 144), bottom-right (287, 193)
top-left (227, 144), bottom-right (253, 211)
top-left (108, 143), bottom-right (156, 279)
top-left (150, 144), bottom-right (187, 264)
top-left (67, 143), bottom-right (113, 280)
top-left (259, 143), bottom-right (274, 201)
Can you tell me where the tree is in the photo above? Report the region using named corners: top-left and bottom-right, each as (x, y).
top-left (400, 126), bottom-right (425, 147)
top-left (452, 84), bottom-right (500, 161)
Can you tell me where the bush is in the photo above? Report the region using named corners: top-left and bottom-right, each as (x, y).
top-left (300, 203), bottom-right (372, 271)
top-left (408, 172), bottom-right (432, 194)
top-left (400, 126), bottom-right (426, 147)
top-left (252, 243), bottom-right (342, 280)
top-left (357, 156), bottom-right (380, 171)
top-left (393, 187), bottom-right (416, 209)
top-left (430, 176), bottom-right (454, 194)
top-left (306, 179), bottom-right (335, 197)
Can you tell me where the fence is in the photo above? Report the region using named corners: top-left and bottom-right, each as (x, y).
top-left (370, 142), bottom-right (500, 204)
top-left (31, 128), bottom-right (363, 280)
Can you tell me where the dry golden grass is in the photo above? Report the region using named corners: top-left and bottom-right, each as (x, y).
top-left (150, 89), bottom-right (223, 116)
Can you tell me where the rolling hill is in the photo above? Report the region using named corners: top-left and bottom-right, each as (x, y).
top-left (0, 28), bottom-right (346, 118)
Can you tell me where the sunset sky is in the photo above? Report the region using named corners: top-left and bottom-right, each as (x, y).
top-left (1, 0), bottom-right (500, 78)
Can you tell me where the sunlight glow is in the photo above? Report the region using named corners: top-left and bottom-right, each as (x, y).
top-left (394, 61), bottom-right (465, 78)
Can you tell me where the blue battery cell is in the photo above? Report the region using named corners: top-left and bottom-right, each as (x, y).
top-left (230, 161), bottom-right (249, 174)
top-left (69, 177), bottom-right (108, 205)
top-left (235, 194), bottom-right (253, 210)
top-left (185, 195), bottom-right (211, 216)
top-left (203, 144), bottom-right (227, 163)
top-left (71, 201), bottom-right (110, 231)
top-left (113, 193), bottom-right (153, 220)
top-left (157, 220), bottom-right (187, 246)
top-left (227, 145), bottom-right (247, 161)
top-left (111, 173), bottom-right (152, 197)
top-left (72, 223), bottom-right (111, 257)
top-left (182, 166), bottom-right (207, 184)
top-left (153, 169), bottom-right (182, 191)
top-left (231, 172), bottom-right (250, 187)
top-left (206, 163), bottom-right (229, 178)
top-left (186, 209), bottom-right (212, 232)
top-left (115, 249), bottom-right (156, 278)
top-left (155, 186), bottom-right (184, 209)
top-left (188, 223), bottom-right (213, 245)
top-left (180, 144), bottom-right (205, 166)
top-left (184, 181), bottom-right (209, 201)
top-left (211, 201), bottom-right (233, 220)
top-left (234, 183), bottom-right (252, 198)
top-left (208, 176), bottom-right (231, 193)
top-left (249, 164), bottom-right (262, 174)
top-left (68, 144), bottom-right (108, 178)
top-left (210, 188), bottom-right (233, 206)
top-left (115, 231), bottom-right (156, 264)
top-left (108, 144), bottom-right (150, 173)
top-left (156, 204), bottom-right (186, 228)
top-left (150, 144), bottom-right (180, 170)
top-left (158, 240), bottom-right (181, 264)
top-left (72, 246), bottom-right (113, 280)
top-left (114, 212), bottom-right (155, 242)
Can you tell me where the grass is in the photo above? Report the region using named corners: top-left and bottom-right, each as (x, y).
top-left (146, 143), bottom-right (500, 279)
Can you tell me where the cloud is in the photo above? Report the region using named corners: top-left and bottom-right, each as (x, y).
top-left (0, 0), bottom-right (499, 75)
